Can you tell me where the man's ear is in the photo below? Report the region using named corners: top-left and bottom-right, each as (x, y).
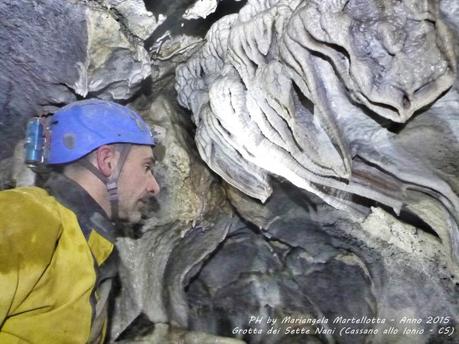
top-left (95, 145), bottom-right (117, 177)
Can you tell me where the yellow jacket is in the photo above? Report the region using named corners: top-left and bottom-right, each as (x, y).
top-left (0, 176), bottom-right (116, 343)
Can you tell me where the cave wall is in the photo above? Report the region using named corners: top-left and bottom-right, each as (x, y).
top-left (0, 0), bottom-right (458, 343)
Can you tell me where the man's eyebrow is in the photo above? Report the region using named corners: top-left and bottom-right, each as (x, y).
top-left (143, 157), bottom-right (155, 165)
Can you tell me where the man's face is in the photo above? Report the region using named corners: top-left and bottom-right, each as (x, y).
top-left (117, 145), bottom-right (160, 223)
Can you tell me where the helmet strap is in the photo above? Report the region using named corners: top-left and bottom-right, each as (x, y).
top-left (106, 144), bottom-right (131, 221)
top-left (78, 158), bottom-right (108, 184)
top-left (78, 144), bottom-right (132, 222)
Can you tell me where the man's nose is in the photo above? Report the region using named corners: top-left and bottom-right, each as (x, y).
top-left (147, 173), bottom-right (160, 195)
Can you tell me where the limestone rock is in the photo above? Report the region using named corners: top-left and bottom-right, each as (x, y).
top-left (183, 0), bottom-right (218, 20)
top-left (188, 181), bottom-right (459, 344)
top-left (0, 0), bottom-right (151, 161)
top-left (175, 0), bottom-right (459, 275)
top-left (0, 0), bottom-right (83, 160)
top-left (111, 95), bottom-right (232, 338)
top-left (284, 0), bottom-right (456, 123)
top-left (85, 6), bottom-right (151, 100)
top-left (101, 0), bottom-right (164, 40)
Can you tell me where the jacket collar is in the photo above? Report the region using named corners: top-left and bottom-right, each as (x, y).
top-left (44, 173), bottom-right (115, 242)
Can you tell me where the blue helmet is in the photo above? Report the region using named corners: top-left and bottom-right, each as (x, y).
top-left (47, 99), bottom-right (155, 164)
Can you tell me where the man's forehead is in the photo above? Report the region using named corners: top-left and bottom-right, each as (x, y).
top-left (132, 145), bottom-right (155, 160)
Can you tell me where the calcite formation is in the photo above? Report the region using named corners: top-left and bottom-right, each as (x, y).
top-left (175, 0), bottom-right (459, 277)
top-left (98, 0), bottom-right (164, 40)
top-left (172, 2), bottom-right (459, 341)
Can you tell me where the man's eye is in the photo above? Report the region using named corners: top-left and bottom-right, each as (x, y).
top-left (145, 165), bottom-right (152, 172)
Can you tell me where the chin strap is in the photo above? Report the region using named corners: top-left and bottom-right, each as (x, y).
top-left (79, 144), bottom-right (132, 221)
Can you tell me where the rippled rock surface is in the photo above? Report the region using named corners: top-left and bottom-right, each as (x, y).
top-left (175, 0), bottom-right (459, 279)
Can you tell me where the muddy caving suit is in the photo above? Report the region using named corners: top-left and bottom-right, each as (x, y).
top-left (0, 173), bottom-right (118, 343)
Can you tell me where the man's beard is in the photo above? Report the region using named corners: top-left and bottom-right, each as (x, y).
top-left (123, 200), bottom-right (143, 224)
top-left (113, 204), bottom-right (142, 238)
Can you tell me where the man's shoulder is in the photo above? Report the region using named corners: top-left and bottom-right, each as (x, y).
top-left (0, 186), bottom-right (56, 211)
top-left (0, 186), bottom-right (65, 238)
top-left (0, 187), bottom-right (68, 280)
top-left (1, 185), bottom-right (49, 198)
